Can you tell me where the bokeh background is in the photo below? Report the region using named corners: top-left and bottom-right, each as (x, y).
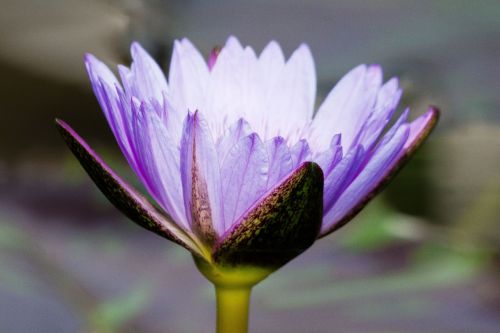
top-left (1, 0), bottom-right (500, 332)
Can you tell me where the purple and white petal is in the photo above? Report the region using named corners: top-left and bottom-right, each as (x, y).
top-left (265, 44), bottom-right (316, 141)
top-left (290, 139), bottom-right (312, 168)
top-left (223, 36), bottom-right (245, 57)
top-left (258, 40), bottom-right (286, 89)
top-left (311, 65), bottom-right (382, 151)
top-left (205, 39), bottom-right (260, 136)
top-left (216, 118), bottom-right (252, 164)
top-left (70, 37), bottom-right (439, 259)
top-left (129, 42), bottom-right (168, 102)
top-left (321, 144), bottom-right (365, 215)
top-left (404, 107), bottom-right (439, 151)
top-left (85, 56), bottom-right (140, 169)
top-left (132, 102), bottom-right (188, 229)
top-left (314, 134), bottom-right (341, 173)
top-left (180, 111), bottom-right (225, 238)
top-left (168, 38), bottom-right (210, 140)
top-left (85, 54), bottom-right (119, 88)
top-left (266, 136), bottom-right (294, 189)
top-left (220, 133), bottom-right (269, 230)
top-left (352, 78), bottom-right (402, 150)
top-left (320, 122), bottom-right (410, 236)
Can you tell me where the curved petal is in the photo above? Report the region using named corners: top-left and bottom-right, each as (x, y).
top-left (55, 119), bottom-right (203, 257)
top-left (405, 107), bottom-right (440, 151)
top-left (320, 107), bottom-right (439, 237)
top-left (311, 64), bottom-right (383, 151)
top-left (131, 102), bottom-right (188, 229)
top-left (128, 42), bottom-right (168, 102)
top-left (168, 38), bottom-right (209, 106)
top-left (168, 38), bottom-right (210, 140)
top-left (322, 144), bottom-right (365, 214)
top-left (266, 136), bottom-right (294, 189)
top-left (213, 162), bottom-right (324, 268)
top-left (117, 64), bottom-right (133, 97)
top-left (314, 134), bottom-right (341, 173)
top-left (321, 124), bottom-right (408, 235)
top-left (85, 55), bottom-right (140, 173)
top-left (224, 35), bottom-right (245, 55)
top-left (216, 118), bottom-right (252, 164)
top-left (258, 40), bottom-right (286, 87)
top-left (265, 44), bottom-right (316, 141)
top-left (290, 139), bottom-right (312, 168)
top-left (85, 55), bottom-right (121, 133)
top-left (220, 133), bottom-right (269, 230)
top-left (85, 54), bottom-right (119, 87)
top-left (204, 39), bottom-right (260, 136)
top-left (109, 85), bottom-right (141, 171)
top-left (180, 111), bottom-right (224, 241)
top-left (353, 78), bottom-right (402, 150)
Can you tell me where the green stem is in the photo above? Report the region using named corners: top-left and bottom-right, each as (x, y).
top-left (193, 256), bottom-right (273, 333)
top-left (215, 285), bottom-right (252, 333)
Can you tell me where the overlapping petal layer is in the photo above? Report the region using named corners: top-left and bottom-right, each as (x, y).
top-left (60, 36), bottom-right (438, 265)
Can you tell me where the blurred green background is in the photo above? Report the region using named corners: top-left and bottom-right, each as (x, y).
top-left (1, 0), bottom-right (499, 332)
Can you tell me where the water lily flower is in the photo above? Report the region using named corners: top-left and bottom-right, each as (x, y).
top-left (56, 36), bottom-right (438, 333)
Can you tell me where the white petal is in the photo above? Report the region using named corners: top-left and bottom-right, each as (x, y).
top-left (265, 44), bottom-right (316, 141)
top-left (259, 40), bottom-right (285, 71)
top-left (205, 41), bottom-right (260, 136)
top-left (168, 38), bottom-right (210, 140)
top-left (224, 36), bottom-right (245, 56)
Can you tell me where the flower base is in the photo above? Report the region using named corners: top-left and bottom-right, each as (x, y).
top-left (194, 256), bottom-right (274, 333)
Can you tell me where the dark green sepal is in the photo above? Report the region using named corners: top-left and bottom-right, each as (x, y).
top-left (55, 119), bottom-right (204, 257)
top-left (213, 162), bottom-right (324, 268)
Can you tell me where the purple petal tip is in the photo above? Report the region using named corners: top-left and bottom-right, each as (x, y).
top-left (320, 105), bottom-right (439, 237)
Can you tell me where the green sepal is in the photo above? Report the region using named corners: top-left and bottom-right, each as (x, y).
top-left (55, 119), bottom-right (206, 258)
top-left (213, 162), bottom-right (324, 268)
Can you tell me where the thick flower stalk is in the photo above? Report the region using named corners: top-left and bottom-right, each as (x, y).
top-left (56, 36), bottom-right (438, 333)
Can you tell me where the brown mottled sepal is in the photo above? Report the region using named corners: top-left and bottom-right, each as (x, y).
top-left (55, 119), bottom-right (204, 257)
top-left (213, 162), bottom-right (324, 268)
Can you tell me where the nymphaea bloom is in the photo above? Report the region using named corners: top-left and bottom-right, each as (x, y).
top-left (57, 36), bottom-right (437, 332)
